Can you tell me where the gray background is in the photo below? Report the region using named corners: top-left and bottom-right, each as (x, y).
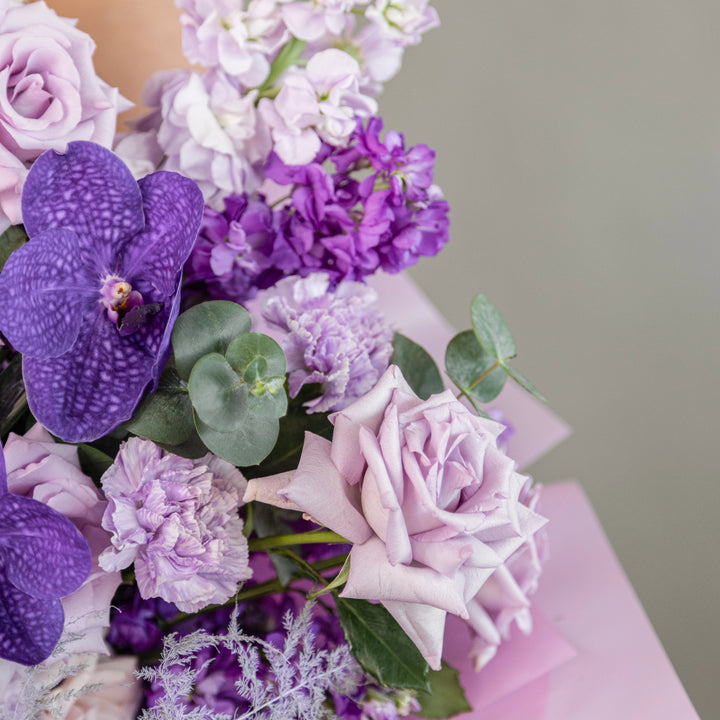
top-left (379, 1), bottom-right (719, 717)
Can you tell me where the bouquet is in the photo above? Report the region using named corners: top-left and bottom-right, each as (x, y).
top-left (0, 1), bottom-right (551, 718)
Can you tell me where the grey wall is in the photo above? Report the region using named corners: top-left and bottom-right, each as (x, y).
top-left (379, 2), bottom-right (719, 716)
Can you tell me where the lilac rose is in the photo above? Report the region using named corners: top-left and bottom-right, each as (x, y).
top-left (0, 0), bottom-right (130, 225)
top-left (246, 366), bottom-right (547, 670)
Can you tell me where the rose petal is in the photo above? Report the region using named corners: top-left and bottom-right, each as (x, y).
top-left (381, 600), bottom-right (446, 672)
top-left (0, 226), bottom-right (94, 358)
top-left (342, 536), bottom-right (469, 619)
top-left (279, 432), bottom-right (372, 545)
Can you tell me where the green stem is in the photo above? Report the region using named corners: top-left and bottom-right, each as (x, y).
top-left (248, 529), bottom-right (348, 553)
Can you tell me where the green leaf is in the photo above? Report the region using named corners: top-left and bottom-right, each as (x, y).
top-left (225, 332), bottom-right (287, 379)
top-left (415, 662), bottom-right (471, 718)
top-left (172, 301), bottom-right (252, 380)
top-left (243, 409), bottom-right (333, 478)
top-left (77, 444), bottom-right (114, 484)
top-left (445, 330), bottom-right (507, 403)
top-left (502, 363), bottom-right (546, 403)
top-left (336, 597), bottom-right (430, 691)
top-left (0, 224), bottom-right (27, 272)
top-left (0, 353), bottom-right (28, 437)
top-left (391, 333), bottom-right (445, 400)
top-left (195, 411), bottom-right (279, 466)
top-left (188, 353), bottom-right (248, 431)
top-left (470, 294), bottom-right (516, 361)
top-left (124, 367), bottom-right (195, 444)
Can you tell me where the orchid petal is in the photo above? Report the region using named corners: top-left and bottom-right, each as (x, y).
top-left (122, 171), bottom-right (204, 298)
top-left (0, 492), bottom-right (91, 598)
top-left (0, 227), bottom-right (94, 358)
top-left (0, 583), bottom-right (64, 665)
top-left (23, 307), bottom-right (165, 442)
top-left (21, 141), bottom-right (145, 272)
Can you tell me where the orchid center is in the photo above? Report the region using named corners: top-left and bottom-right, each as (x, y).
top-left (100, 275), bottom-right (144, 324)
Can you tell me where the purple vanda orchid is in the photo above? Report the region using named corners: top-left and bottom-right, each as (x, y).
top-left (0, 141), bottom-right (204, 442)
top-left (0, 442), bottom-right (91, 666)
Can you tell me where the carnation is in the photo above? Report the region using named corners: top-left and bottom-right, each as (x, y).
top-left (259, 273), bottom-right (394, 412)
top-left (99, 438), bottom-right (252, 613)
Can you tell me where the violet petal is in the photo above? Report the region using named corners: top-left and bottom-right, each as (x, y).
top-left (23, 308), bottom-right (161, 442)
top-left (0, 492), bottom-right (91, 599)
top-left (0, 582), bottom-right (65, 666)
top-left (21, 141), bottom-right (145, 272)
top-left (122, 171), bottom-right (204, 298)
top-left (0, 227), bottom-right (94, 358)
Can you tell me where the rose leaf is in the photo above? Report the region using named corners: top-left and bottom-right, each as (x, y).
top-left (391, 333), bottom-right (445, 400)
top-left (336, 597), bottom-right (430, 692)
top-left (414, 661), bottom-right (472, 718)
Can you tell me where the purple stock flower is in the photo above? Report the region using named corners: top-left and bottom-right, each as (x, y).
top-left (183, 193), bottom-right (278, 305)
top-left (0, 442), bottom-right (91, 666)
top-left (0, 141), bottom-right (203, 442)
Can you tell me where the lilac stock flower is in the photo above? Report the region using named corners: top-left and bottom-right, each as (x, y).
top-left (99, 438), bottom-right (252, 613)
top-left (0, 442), bottom-right (91, 666)
top-left (0, 141), bottom-right (203, 442)
top-left (259, 273), bottom-right (394, 412)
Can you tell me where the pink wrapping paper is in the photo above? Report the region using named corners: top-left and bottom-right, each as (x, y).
top-left (371, 274), bottom-right (698, 718)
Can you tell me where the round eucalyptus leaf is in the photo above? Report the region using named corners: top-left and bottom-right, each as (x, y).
top-left (247, 383), bottom-right (288, 418)
top-left (195, 412), bottom-right (280, 467)
top-left (226, 332), bottom-right (286, 378)
top-left (470, 294), bottom-right (516, 362)
top-left (172, 301), bottom-right (252, 380)
top-left (188, 353), bottom-right (248, 432)
top-left (445, 330), bottom-right (507, 403)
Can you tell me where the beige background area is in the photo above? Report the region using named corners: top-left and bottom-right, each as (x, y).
top-left (49, 1), bottom-right (718, 717)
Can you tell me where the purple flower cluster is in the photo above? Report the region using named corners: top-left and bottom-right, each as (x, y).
top-left (182, 116), bottom-right (449, 303)
top-left (260, 273), bottom-right (394, 413)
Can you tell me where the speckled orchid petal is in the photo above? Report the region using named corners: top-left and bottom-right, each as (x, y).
top-left (0, 583), bottom-right (65, 666)
top-left (21, 142), bottom-right (145, 272)
top-left (23, 307), bottom-right (169, 443)
top-left (0, 141), bottom-right (203, 441)
top-left (0, 492), bottom-right (91, 599)
top-left (0, 227), bottom-right (95, 358)
top-left (123, 171), bottom-right (204, 299)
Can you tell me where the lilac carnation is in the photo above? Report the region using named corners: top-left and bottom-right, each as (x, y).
top-left (99, 438), bottom-right (252, 613)
top-left (260, 273), bottom-right (394, 412)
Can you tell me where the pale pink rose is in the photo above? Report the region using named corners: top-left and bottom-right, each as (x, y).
top-left (245, 366), bottom-right (547, 670)
top-left (0, 1), bottom-right (131, 225)
top-left (0, 142), bottom-right (25, 225)
top-left (4, 424), bottom-right (121, 657)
